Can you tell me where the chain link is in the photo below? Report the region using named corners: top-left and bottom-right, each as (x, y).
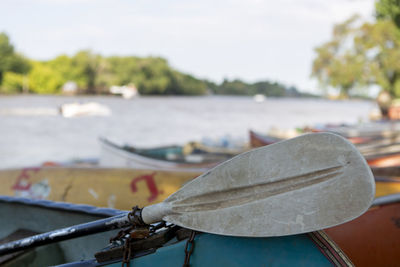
top-left (183, 231), bottom-right (197, 267)
top-left (122, 235), bottom-right (133, 267)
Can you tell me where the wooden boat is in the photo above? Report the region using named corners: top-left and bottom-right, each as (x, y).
top-left (371, 166), bottom-right (400, 196)
top-left (99, 137), bottom-right (238, 171)
top-left (366, 152), bottom-right (400, 167)
top-left (0, 196), bottom-right (352, 267)
top-left (1, 133), bottom-right (376, 267)
top-left (325, 193), bottom-right (400, 267)
top-left (249, 130), bottom-right (282, 147)
top-left (0, 196), bottom-right (125, 266)
top-left (313, 120), bottom-right (400, 139)
top-left (0, 167), bottom-right (201, 210)
top-left (250, 129), bottom-right (400, 168)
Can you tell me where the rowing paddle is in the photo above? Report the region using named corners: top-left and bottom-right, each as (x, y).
top-left (0, 133), bottom-right (375, 256)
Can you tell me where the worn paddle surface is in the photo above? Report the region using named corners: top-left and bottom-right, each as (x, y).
top-left (142, 133), bottom-right (375, 237)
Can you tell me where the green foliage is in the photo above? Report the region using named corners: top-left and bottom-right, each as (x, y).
top-left (376, 0), bottom-right (400, 28)
top-left (0, 32), bottom-right (30, 86)
top-left (167, 71), bottom-right (207, 95)
top-left (28, 62), bottom-right (64, 94)
top-left (215, 79), bottom-right (288, 96)
top-left (312, 16), bottom-right (400, 98)
top-left (312, 16), bottom-right (365, 97)
top-left (0, 72), bottom-right (24, 93)
top-left (0, 31), bottom-right (295, 97)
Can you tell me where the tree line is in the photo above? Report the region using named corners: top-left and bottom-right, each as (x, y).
top-left (0, 33), bottom-right (300, 97)
top-left (312, 0), bottom-right (400, 98)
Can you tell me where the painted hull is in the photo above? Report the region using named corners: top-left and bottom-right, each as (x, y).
top-left (372, 167), bottom-right (400, 196)
top-left (99, 138), bottom-right (226, 171)
top-left (325, 194), bottom-right (400, 267)
top-left (0, 196), bottom-right (124, 265)
top-left (0, 165), bottom-right (393, 212)
top-left (375, 177), bottom-right (400, 197)
top-left (249, 130), bottom-right (282, 147)
top-left (0, 197), bottom-right (352, 267)
top-left (86, 232), bottom-right (350, 267)
top-left (0, 167), bottom-right (201, 210)
top-left (367, 153), bottom-right (400, 167)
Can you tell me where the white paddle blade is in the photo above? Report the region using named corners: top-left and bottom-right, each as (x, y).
top-left (142, 133), bottom-right (375, 237)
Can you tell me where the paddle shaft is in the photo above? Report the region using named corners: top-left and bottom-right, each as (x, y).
top-left (0, 212), bottom-right (133, 256)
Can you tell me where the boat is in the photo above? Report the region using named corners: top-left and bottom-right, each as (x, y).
top-left (250, 129), bottom-right (400, 166)
top-left (0, 133), bottom-right (374, 267)
top-left (253, 94), bottom-right (266, 103)
top-left (250, 128), bottom-right (400, 148)
top-left (366, 152), bottom-right (400, 167)
top-left (99, 137), bottom-right (238, 171)
top-left (0, 196), bottom-right (126, 266)
top-left (0, 196), bottom-right (352, 267)
top-left (0, 167), bottom-right (201, 209)
top-left (249, 130), bottom-right (282, 147)
top-left (60, 102), bottom-right (111, 118)
top-left (371, 166), bottom-right (400, 196)
top-left (325, 193), bottom-right (400, 267)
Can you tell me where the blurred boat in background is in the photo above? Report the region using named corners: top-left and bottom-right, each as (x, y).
top-left (99, 137), bottom-right (243, 171)
top-left (60, 102), bottom-right (111, 118)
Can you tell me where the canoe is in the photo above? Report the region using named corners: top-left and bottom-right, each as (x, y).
top-left (0, 196), bottom-right (123, 266)
top-left (314, 120), bottom-right (400, 138)
top-left (249, 130), bottom-right (282, 147)
top-left (250, 130), bottom-right (400, 167)
top-left (366, 153), bottom-right (400, 167)
top-left (325, 193), bottom-right (400, 267)
top-left (0, 167), bottom-right (201, 209)
top-left (371, 166), bottom-right (400, 196)
top-left (99, 137), bottom-right (236, 171)
top-left (0, 196), bottom-right (352, 267)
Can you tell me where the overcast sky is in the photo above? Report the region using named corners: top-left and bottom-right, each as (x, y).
top-left (0, 0), bottom-right (375, 92)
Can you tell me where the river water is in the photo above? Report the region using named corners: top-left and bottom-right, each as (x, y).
top-left (0, 95), bottom-right (376, 169)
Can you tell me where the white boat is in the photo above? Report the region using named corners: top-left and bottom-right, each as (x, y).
top-left (60, 102), bottom-right (111, 118)
top-left (109, 85), bottom-right (139, 99)
top-left (253, 94), bottom-right (266, 103)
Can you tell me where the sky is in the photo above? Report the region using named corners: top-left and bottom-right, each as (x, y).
top-left (0, 0), bottom-right (376, 93)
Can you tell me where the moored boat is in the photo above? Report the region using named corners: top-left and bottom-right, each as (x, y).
top-left (99, 137), bottom-right (237, 171)
top-left (249, 130), bottom-right (282, 147)
top-left (0, 196), bottom-right (352, 267)
top-left (0, 133), bottom-right (374, 267)
top-left (325, 193), bottom-right (400, 267)
top-left (0, 196), bottom-right (124, 266)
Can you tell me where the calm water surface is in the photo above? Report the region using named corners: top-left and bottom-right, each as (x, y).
top-left (0, 95), bottom-right (375, 169)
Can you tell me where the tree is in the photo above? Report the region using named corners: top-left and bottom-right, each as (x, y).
top-left (376, 0), bottom-right (400, 28)
top-left (0, 32), bottom-right (30, 86)
top-left (312, 16), bottom-right (400, 98)
top-left (1, 72), bottom-right (24, 93)
top-left (28, 61), bottom-right (64, 94)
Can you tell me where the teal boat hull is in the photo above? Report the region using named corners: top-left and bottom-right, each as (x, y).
top-left (60, 231), bottom-right (348, 267)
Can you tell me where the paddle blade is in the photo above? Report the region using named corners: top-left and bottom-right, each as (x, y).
top-left (142, 133), bottom-right (375, 237)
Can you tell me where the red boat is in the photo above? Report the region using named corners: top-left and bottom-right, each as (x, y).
top-left (325, 194), bottom-right (400, 267)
